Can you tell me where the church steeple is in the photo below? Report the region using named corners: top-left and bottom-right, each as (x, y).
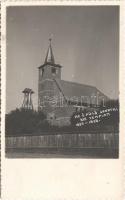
top-left (38, 38), bottom-right (63, 111)
top-left (44, 38), bottom-right (55, 64)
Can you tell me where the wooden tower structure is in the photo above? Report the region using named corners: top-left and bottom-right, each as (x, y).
top-left (22, 88), bottom-right (34, 110)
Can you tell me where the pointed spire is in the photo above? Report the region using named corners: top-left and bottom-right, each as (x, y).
top-left (44, 38), bottom-right (55, 64)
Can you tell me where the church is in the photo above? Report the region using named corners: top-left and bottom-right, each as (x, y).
top-left (38, 39), bottom-right (109, 126)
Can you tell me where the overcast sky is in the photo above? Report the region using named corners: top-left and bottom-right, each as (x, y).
top-left (6, 6), bottom-right (119, 113)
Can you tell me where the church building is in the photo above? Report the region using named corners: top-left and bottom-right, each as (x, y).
top-left (38, 39), bottom-right (109, 126)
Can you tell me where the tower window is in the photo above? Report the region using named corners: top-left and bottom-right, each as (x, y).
top-left (52, 67), bottom-right (56, 74)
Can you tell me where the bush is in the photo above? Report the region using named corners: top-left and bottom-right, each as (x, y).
top-left (5, 108), bottom-right (47, 136)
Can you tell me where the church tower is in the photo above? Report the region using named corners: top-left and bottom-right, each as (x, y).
top-left (38, 39), bottom-right (62, 116)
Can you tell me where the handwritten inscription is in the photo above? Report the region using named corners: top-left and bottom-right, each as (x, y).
top-left (74, 108), bottom-right (118, 127)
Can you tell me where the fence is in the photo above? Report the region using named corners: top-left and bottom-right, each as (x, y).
top-left (6, 132), bottom-right (118, 149)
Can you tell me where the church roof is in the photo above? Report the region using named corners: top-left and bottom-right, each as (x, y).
top-left (54, 78), bottom-right (109, 104)
top-left (44, 38), bottom-right (55, 64)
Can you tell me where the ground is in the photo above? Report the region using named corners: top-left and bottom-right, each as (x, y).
top-left (6, 147), bottom-right (118, 159)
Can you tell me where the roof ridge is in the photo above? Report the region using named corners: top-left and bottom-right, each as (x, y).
top-left (61, 79), bottom-right (97, 89)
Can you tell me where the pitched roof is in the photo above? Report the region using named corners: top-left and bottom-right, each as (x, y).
top-left (54, 78), bottom-right (109, 104)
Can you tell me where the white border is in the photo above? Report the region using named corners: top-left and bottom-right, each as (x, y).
top-left (1, 1), bottom-right (125, 200)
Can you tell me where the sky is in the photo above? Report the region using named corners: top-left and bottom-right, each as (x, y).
top-left (6, 6), bottom-right (119, 113)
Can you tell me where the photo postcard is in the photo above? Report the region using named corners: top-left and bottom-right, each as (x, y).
top-left (1, 1), bottom-right (125, 200)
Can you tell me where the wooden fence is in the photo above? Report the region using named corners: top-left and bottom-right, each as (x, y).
top-left (6, 132), bottom-right (118, 149)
